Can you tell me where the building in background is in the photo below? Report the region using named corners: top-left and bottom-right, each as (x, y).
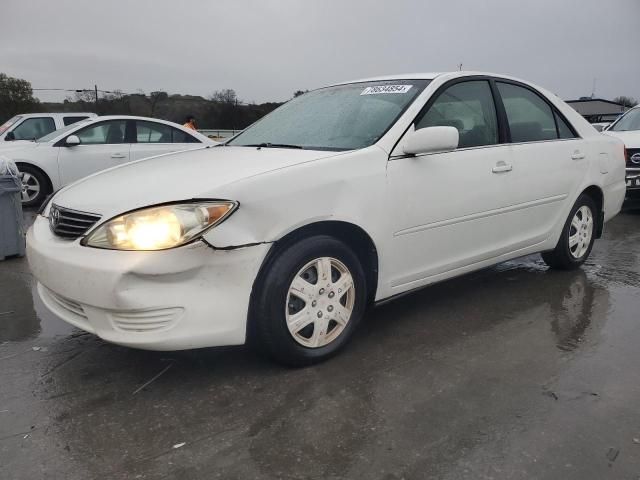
top-left (566, 98), bottom-right (629, 124)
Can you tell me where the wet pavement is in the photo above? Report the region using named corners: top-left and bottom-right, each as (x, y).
top-left (1, 211), bottom-right (639, 480)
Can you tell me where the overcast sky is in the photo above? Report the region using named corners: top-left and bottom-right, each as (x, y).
top-left (1, 0), bottom-right (639, 104)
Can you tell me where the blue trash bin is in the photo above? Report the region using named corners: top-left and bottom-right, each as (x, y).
top-left (0, 174), bottom-right (25, 260)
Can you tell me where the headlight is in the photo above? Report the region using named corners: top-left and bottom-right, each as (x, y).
top-left (83, 201), bottom-right (238, 250)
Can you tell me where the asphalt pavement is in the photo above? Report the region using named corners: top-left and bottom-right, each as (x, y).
top-left (1, 211), bottom-right (639, 479)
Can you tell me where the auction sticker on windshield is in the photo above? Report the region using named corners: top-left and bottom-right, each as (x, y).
top-left (361, 85), bottom-right (413, 95)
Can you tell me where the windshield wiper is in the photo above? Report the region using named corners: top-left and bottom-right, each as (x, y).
top-left (245, 142), bottom-right (304, 149)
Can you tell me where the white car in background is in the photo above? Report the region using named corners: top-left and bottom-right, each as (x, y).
top-left (7, 115), bottom-right (216, 206)
top-left (27, 72), bottom-right (626, 366)
top-left (603, 105), bottom-right (640, 207)
top-left (0, 112), bottom-right (96, 142)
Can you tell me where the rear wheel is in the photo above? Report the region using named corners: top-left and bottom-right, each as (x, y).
top-left (251, 235), bottom-right (367, 366)
top-left (542, 194), bottom-right (596, 270)
top-left (18, 165), bottom-right (49, 208)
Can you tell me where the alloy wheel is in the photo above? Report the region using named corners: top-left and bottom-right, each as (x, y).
top-left (20, 172), bottom-right (41, 203)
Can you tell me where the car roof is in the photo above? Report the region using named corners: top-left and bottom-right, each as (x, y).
top-left (86, 115), bottom-right (203, 131)
top-left (17, 112), bottom-right (96, 117)
top-left (330, 71), bottom-right (534, 86)
top-left (46, 115), bottom-right (215, 143)
top-left (89, 115), bottom-right (182, 122)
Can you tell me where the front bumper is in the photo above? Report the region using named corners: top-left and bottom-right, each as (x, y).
top-left (624, 168), bottom-right (640, 209)
top-left (27, 215), bottom-right (270, 350)
top-left (626, 168), bottom-right (640, 190)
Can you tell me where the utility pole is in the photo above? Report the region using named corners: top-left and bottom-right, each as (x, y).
top-left (94, 84), bottom-right (99, 114)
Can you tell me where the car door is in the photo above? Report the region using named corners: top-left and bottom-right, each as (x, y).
top-left (495, 81), bottom-right (587, 245)
top-left (57, 119), bottom-right (131, 185)
top-left (386, 79), bottom-right (518, 292)
top-left (129, 120), bottom-right (201, 161)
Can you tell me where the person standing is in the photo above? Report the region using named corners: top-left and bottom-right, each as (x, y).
top-left (183, 115), bottom-right (197, 130)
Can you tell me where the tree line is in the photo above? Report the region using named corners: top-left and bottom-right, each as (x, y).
top-left (1, 72), bottom-right (638, 129)
top-left (0, 73), bottom-right (289, 129)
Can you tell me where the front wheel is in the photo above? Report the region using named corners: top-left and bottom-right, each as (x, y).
top-left (250, 235), bottom-right (368, 366)
top-left (542, 194), bottom-right (597, 270)
top-left (18, 165), bottom-right (48, 208)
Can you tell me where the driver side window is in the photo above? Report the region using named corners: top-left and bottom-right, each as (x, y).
top-left (12, 117), bottom-right (56, 140)
top-left (416, 80), bottom-right (498, 148)
top-left (76, 120), bottom-right (127, 145)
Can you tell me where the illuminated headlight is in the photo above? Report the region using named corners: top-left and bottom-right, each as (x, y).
top-left (83, 201), bottom-right (238, 250)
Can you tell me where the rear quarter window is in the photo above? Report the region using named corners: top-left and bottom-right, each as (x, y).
top-left (63, 116), bottom-right (90, 126)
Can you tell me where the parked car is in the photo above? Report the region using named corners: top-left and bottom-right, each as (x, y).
top-left (27, 72), bottom-right (626, 366)
top-left (603, 106), bottom-right (640, 208)
top-left (0, 112), bottom-right (96, 142)
top-left (7, 115), bottom-right (217, 206)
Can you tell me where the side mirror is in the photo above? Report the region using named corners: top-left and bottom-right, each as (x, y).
top-left (65, 135), bottom-right (81, 146)
top-left (5, 131), bottom-right (15, 141)
top-left (403, 126), bottom-right (459, 156)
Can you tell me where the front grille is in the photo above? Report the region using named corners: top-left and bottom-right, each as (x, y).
top-left (49, 204), bottom-right (101, 239)
top-left (627, 148), bottom-right (640, 167)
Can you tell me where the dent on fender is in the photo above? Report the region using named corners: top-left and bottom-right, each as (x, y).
top-left (201, 237), bottom-right (273, 251)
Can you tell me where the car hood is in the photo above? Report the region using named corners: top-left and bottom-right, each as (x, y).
top-left (604, 130), bottom-right (640, 148)
top-left (52, 146), bottom-right (346, 217)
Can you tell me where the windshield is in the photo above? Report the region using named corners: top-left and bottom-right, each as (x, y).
top-left (0, 116), bottom-right (22, 135)
top-left (610, 108), bottom-right (640, 132)
top-left (227, 80), bottom-right (429, 151)
top-left (36, 119), bottom-right (91, 143)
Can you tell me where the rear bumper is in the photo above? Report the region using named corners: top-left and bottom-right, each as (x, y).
top-left (603, 178), bottom-right (626, 222)
top-left (27, 215), bottom-right (270, 350)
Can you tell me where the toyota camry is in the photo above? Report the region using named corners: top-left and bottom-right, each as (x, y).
top-left (27, 72), bottom-right (627, 366)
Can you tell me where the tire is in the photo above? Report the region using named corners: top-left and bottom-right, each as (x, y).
top-left (250, 235), bottom-right (368, 367)
top-left (17, 165), bottom-right (49, 208)
top-left (542, 194), bottom-right (597, 270)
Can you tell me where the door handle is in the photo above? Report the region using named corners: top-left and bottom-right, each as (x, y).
top-left (111, 153), bottom-right (126, 159)
top-left (492, 161), bottom-right (513, 173)
top-left (571, 151), bottom-right (586, 160)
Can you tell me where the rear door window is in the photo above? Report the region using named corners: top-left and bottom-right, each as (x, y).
top-left (416, 80), bottom-right (499, 148)
top-left (135, 121), bottom-right (173, 143)
top-left (11, 117), bottom-right (56, 140)
top-left (135, 120), bottom-right (200, 143)
top-left (554, 112), bottom-right (577, 139)
top-left (172, 128), bottom-right (200, 143)
top-left (497, 82), bottom-right (561, 142)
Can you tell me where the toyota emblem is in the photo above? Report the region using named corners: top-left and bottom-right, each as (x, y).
top-left (631, 153), bottom-right (640, 165)
top-left (49, 206), bottom-right (60, 230)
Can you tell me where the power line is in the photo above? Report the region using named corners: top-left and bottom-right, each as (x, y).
top-left (33, 87), bottom-right (124, 94)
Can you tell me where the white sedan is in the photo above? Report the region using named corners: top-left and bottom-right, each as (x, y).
top-left (8, 115), bottom-right (216, 206)
top-left (27, 72), bottom-right (626, 366)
